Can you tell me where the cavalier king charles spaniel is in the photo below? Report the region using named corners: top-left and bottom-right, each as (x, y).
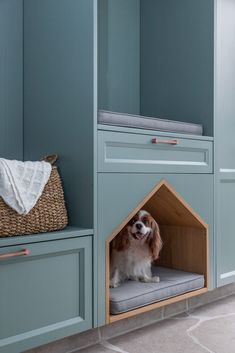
top-left (110, 210), bottom-right (163, 288)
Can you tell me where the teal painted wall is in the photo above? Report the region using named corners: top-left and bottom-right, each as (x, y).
top-left (140, 0), bottom-right (214, 137)
top-left (98, 0), bottom-right (140, 114)
top-left (23, 0), bottom-right (94, 228)
top-left (0, 0), bottom-right (23, 160)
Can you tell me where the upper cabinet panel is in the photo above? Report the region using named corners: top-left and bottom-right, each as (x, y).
top-left (140, 0), bottom-right (214, 137)
top-left (0, 0), bottom-right (23, 159)
top-left (215, 0), bottom-right (235, 169)
top-left (23, 0), bottom-right (95, 228)
top-left (99, 0), bottom-right (140, 114)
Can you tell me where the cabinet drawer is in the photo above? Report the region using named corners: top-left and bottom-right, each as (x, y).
top-left (98, 130), bottom-right (213, 173)
top-left (0, 236), bottom-right (92, 353)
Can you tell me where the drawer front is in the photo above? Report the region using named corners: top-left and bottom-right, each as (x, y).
top-left (0, 236), bottom-right (92, 353)
top-left (98, 130), bottom-right (213, 173)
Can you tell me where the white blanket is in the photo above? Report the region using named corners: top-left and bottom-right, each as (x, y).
top-left (0, 158), bottom-right (52, 215)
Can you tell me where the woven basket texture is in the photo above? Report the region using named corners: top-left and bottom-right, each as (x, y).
top-left (0, 167), bottom-right (68, 237)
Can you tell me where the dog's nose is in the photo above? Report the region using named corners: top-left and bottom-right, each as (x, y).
top-left (136, 223), bottom-right (143, 230)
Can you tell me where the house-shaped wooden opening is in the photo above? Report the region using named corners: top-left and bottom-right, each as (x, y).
top-left (106, 180), bottom-right (208, 324)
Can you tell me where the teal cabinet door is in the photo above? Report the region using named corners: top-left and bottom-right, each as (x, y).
top-left (0, 236), bottom-right (92, 353)
top-left (97, 173), bottom-right (214, 326)
top-left (215, 0), bottom-right (235, 286)
top-left (217, 173), bottom-right (235, 286)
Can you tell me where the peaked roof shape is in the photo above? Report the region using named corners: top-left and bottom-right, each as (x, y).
top-left (107, 179), bottom-right (208, 243)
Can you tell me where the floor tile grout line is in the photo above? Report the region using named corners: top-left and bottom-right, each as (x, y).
top-left (101, 340), bottom-right (131, 353)
top-left (185, 311), bottom-right (235, 353)
top-left (186, 318), bottom-right (215, 353)
top-left (188, 311), bottom-right (235, 321)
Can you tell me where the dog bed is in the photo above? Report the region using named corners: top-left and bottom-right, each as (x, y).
top-left (99, 110), bottom-right (203, 136)
top-left (110, 266), bottom-right (205, 315)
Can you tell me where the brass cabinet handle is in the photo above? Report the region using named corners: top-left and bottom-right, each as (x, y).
top-left (151, 138), bottom-right (179, 145)
top-left (0, 249), bottom-right (31, 260)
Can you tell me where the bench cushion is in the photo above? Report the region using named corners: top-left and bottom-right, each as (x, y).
top-left (110, 266), bottom-right (205, 315)
top-left (99, 110), bottom-right (203, 136)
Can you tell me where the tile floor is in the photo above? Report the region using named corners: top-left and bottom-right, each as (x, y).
top-left (78, 295), bottom-right (235, 353)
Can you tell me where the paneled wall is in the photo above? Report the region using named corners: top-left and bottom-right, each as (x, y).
top-left (0, 0), bottom-right (23, 159)
top-left (99, 0), bottom-right (140, 115)
top-left (140, 0), bottom-right (214, 136)
top-left (23, 0), bottom-right (95, 228)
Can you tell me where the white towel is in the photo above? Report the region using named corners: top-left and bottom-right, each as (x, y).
top-left (0, 158), bottom-right (52, 215)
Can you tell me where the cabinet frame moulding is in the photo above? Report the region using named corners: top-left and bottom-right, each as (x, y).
top-left (105, 180), bottom-right (209, 324)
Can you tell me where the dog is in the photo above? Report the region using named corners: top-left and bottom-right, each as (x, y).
top-left (110, 210), bottom-right (163, 288)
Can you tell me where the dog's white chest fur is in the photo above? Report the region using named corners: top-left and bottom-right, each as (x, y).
top-left (110, 236), bottom-right (153, 286)
top-left (123, 237), bottom-right (152, 278)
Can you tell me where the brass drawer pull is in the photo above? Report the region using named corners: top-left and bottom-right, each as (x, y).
top-left (0, 249), bottom-right (31, 260)
top-left (151, 138), bottom-right (179, 145)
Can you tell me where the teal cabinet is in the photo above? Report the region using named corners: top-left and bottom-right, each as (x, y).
top-left (215, 0), bottom-right (235, 286)
top-left (1, 0), bottom-right (235, 349)
top-left (0, 236), bottom-right (92, 353)
top-left (97, 173), bottom-right (214, 326)
top-left (98, 129), bottom-right (213, 174)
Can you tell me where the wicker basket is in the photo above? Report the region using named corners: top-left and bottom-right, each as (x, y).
top-left (0, 155), bottom-right (68, 237)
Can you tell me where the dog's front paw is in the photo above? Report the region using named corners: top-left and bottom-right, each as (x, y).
top-left (109, 279), bottom-right (120, 288)
top-left (152, 276), bottom-right (160, 283)
top-left (139, 275), bottom-right (160, 283)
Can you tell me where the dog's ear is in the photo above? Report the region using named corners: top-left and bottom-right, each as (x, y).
top-left (148, 219), bottom-right (163, 260)
top-left (111, 227), bottom-right (130, 252)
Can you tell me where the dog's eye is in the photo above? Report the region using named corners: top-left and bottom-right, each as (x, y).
top-left (143, 219), bottom-right (148, 225)
top-left (130, 219), bottom-right (135, 225)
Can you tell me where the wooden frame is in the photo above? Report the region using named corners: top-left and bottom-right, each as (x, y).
top-left (105, 180), bottom-right (209, 324)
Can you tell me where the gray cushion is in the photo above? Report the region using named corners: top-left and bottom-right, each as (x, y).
top-left (98, 110), bottom-right (203, 135)
top-left (110, 266), bottom-right (205, 315)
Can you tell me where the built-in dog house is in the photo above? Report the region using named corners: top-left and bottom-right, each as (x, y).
top-left (106, 180), bottom-right (208, 323)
